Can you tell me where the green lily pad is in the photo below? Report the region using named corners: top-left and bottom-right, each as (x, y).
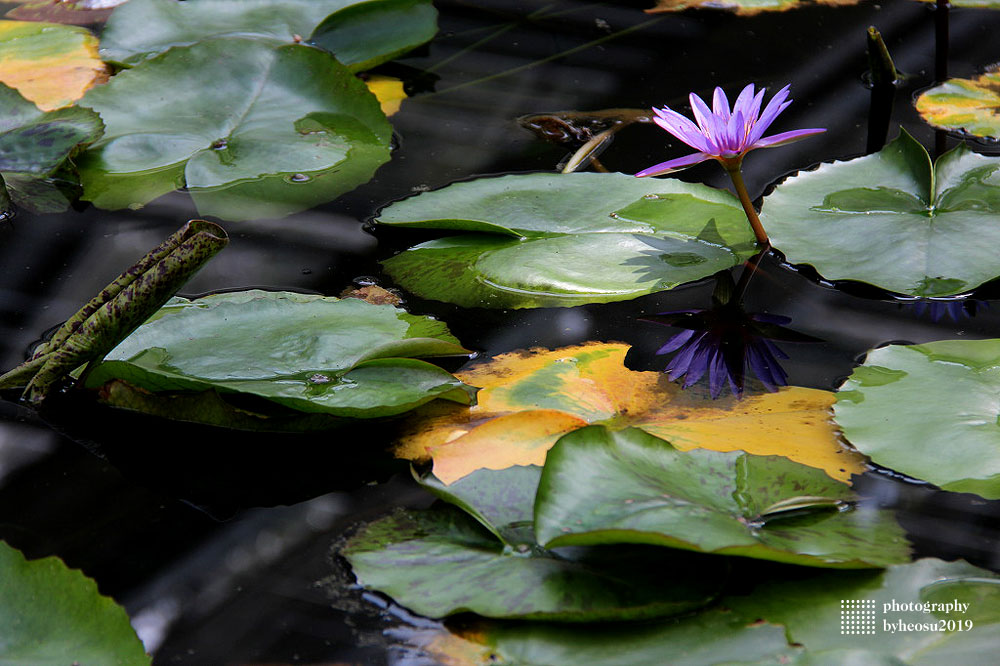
top-left (77, 38), bottom-right (391, 221)
top-left (341, 502), bottom-right (726, 622)
top-left (310, 0), bottom-right (437, 72)
top-left (534, 426), bottom-right (910, 568)
top-left (762, 130), bottom-right (1000, 297)
top-left (418, 466), bottom-right (542, 544)
top-left (377, 172), bottom-right (757, 308)
top-left (916, 71), bottom-right (1000, 140)
top-left (409, 558), bottom-right (1000, 665)
top-left (84, 290), bottom-right (476, 419)
top-left (99, 0), bottom-right (436, 71)
top-left (834, 338), bottom-right (1000, 499)
top-left (465, 609), bottom-right (796, 665)
top-left (726, 558), bottom-right (1000, 657)
top-left (0, 82), bottom-right (101, 213)
top-left (0, 541), bottom-right (150, 666)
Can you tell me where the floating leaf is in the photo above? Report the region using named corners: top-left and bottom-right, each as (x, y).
top-left (377, 172), bottom-right (757, 308)
top-left (100, 0), bottom-right (436, 71)
top-left (834, 339), bottom-right (1000, 499)
top-left (916, 71), bottom-right (1000, 140)
top-left (85, 290), bottom-right (475, 418)
top-left (416, 610), bottom-right (796, 666)
top-left (725, 558), bottom-right (1000, 657)
top-left (77, 38), bottom-right (391, 221)
top-left (534, 426), bottom-right (909, 568)
top-left (395, 343), bottom-right (865, 484)
top-left (0, 19), bottom-right (108, 110)
top-left (5, 1), bottom-right (127, 26)
top-left (646, 0), bottom-right (860, 16)
top-left (365, 74), bottom-right (407, 116)
top-left (422, 558), bottom-right (999, 665)
top-left (96, 378), bottom-right (347, 431)
top-left (418, 465), bottom-right (542, 544)
top-left (0, 82), bottom-right (102, 213)
top-left (762, 130), bottom-right (1000, 297)
top-left (311, 0), bottom-right (437, 72)
top-left (341, 503), bottom-right (725, 622)
top-left (0, 541), bottom-right (150, 666)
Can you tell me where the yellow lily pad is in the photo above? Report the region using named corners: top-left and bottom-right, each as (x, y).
top-left (646, 0), bottom-right (859, 16)
top-left (916, 71), bottom-right (1000, 139)
top-left (0, 19), bottom-right (108, 110)
top-left (395, 343), bottom-right (865, 484)
top-left (365, 74), bottom-right (407, 117)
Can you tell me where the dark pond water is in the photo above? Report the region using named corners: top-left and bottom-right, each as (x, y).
top-left (3, 0), bottom-right (1000, 663)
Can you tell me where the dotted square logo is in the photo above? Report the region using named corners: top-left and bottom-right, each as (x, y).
top-left (840, 599), bottom-right (876, 635)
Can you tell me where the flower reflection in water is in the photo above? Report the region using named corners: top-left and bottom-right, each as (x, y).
top-left (643, 251), bottom-right (817, 398)
top-left (909, 297), bottom-right (985, 323)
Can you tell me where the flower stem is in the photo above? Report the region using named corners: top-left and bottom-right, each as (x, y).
top-left (725, 166), bottom-right (769, 246)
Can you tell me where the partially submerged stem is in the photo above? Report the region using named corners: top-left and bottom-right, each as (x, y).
top-left (0, 219), bottom-right (229, 405)
top-left (866, 26), bottom-right (897, 154)
top-left (725, 165), bottom-right (769, 246)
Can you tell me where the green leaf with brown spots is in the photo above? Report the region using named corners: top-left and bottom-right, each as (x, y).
top-left (340, 501), bottom-right (726, 621)
top-left (534, 426), bottom-right (910, 568)
top-left (423, 558), bottom-right (999, 665)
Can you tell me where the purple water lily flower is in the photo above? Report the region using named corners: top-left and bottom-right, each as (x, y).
top-left (636, 84), bottom-right (826, 177)
top-left (635, 84), bottom-right (825, 246)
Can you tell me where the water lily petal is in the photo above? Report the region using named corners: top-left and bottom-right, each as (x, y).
top-left (652, 109), bottom-right (712, 153)
top-left (712, 86), bottom-right (731, 121)
top-left (753, 127), bottom-right (826, 148)
top-left (689, 91), bottom-right (714, 132)
top-left (635, 151), bottom-right (712, 177)
top-left (731, 83), bottom-right (757, 123)
top-left (748, 85), bottom-right (792, 143)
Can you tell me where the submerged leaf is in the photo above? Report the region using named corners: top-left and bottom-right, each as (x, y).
top-left (395, 343), bottom-right (865, 484)
top-left (377, 172), bottom-right (757, 308)
top-left (534, 426), bottom-right (909, 568)
top-left (916, 71), bottom-right (1000, 140)
top-left (0, 541), bottom-right (150, 666)
top-left (85, 290), bottom-right (475, 418)
top-left (0, 19), bottom-right (108, 110)
top-left (762, 130), bottom-right (1000, 297)
top-left (835, 338), bottom-right (1000, 499)
top-left (77, 38), bottom-right (391, 221)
